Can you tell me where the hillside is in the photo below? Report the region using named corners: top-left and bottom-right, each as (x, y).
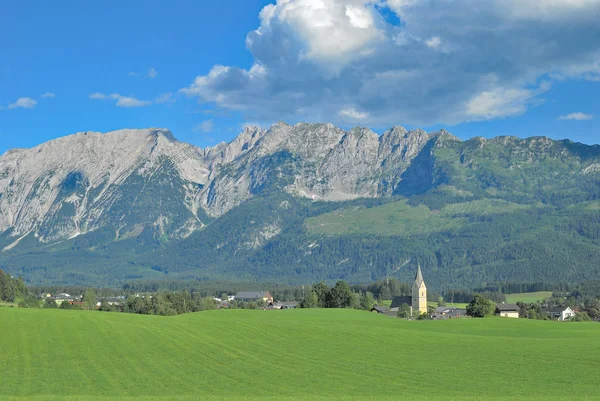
top-left (2, 308), bottom-right (600, 401)
top-left (0, 124), bottom-right (599, 288)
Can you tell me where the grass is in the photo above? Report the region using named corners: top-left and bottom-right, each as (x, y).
top-left (428, 301), bottom-right (469, 309)
top-left (505, 291), bottom-right (553, 303)
top-left (304, 199), bottom-right (532, 236)
top-left (1, 308), bottom-right (600, 401)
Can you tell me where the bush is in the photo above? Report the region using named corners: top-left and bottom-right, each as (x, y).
top-left (466, 294), bottom-right (496, 318)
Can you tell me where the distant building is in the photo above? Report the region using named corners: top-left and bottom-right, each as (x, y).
top-left (389, 265), bottom-right (428, 316)
top-left (495, 303), bottom-right (520, 318)
top-left (433, 307), bottom-right (467, 319)
top-left (51, 293), bottom-right (75, 306)
top-left (542, 306), bottom-right (576, 321)
top-left (268, 301), bottom-right (298, 310)
top-left (235, 291), bottom-right (273, 304)
top-left (390, 296), bottom-right (412, 313)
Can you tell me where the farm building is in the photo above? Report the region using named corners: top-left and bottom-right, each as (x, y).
top-left (542, 306), bottom-right (576, 321)
top-left (433, 307), bottom-right (467, 319)
top-left (495, 303), bottom-right (520, 318)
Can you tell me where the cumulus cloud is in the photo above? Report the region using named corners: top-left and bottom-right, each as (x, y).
top-left (181, 0), bottom-right (600, 126)
top-left (41, 92), bottom-right (56, 98)
top-left (558, 112), bottom-right (594, 120)
top-left (8, 97), bottom-right (37, 109)
top-left (147, 68), bottom-right (158, 79)
top-left (193, 120), bottom-right (215, 133)
top-left (89, 93), bottom-right (151, 107)
top-left (339, 107), bottom-right (369, 120)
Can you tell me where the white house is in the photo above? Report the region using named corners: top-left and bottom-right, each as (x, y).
top-left (545, 306), bottom-right (576, 321)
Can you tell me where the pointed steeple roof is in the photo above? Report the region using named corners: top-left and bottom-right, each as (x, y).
top-left (414, 264), bottom-right (425, 288)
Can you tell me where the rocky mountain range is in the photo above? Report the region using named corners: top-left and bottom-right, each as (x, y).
top-left (1, 123), bottom-right (599, 288)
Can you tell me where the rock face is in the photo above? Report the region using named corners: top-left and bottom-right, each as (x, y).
top-left (0, 122), bottom-right (598, 251)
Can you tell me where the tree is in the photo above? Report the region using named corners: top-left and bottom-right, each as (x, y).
top-left (380, 286), bottom-right (392, 301)
top-left (99, 300), bottom-right (113, 312)
top-left (82, 289), bottom-right (97, 310)
top-left (198, 297), bottom-right (218, 311)
top-left (360, 292), bottom-right (375, 310)
top-left (571, 312), bottom-right (592, 322)
top-left (437, 296), bottom-right (446, 307)
top-left (329, 281), bottom-right (352, 308)
top-left (220, 293), bottom-right (228, 301)
top-left (349, 292), bottom-right (361, 309)
top-left (18, 295), bottom-right (40, 308)
top-left (466, 294), bottom-right (496, 318)
top-left (397, 304), bottom-right (412, 318)
top-left (43, 298), bottom-right (58, 309)
top-left (312, 282), bottom-right (330, 308)
top-left (301, 291), bottom-right (319, 308)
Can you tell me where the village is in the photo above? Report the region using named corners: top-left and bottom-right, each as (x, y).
top-left (34, 267), bottom-right (581, 321)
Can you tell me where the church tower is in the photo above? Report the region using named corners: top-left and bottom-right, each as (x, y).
top-left (411, 264), bottom-right (427, 315)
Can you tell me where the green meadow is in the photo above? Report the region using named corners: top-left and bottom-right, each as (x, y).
top-left (1, 308), bottom-right (599, 401)
top-left (505, 292), bottom-right (553, 303)
top-left (304, 198), bottom-right (533, 236)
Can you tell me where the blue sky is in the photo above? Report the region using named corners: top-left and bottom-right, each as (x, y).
top-left (1, 0), bottom-right (599, 155)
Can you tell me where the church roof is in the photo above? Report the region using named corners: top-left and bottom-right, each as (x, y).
top-left (414, 265), bottom-right (425, 287)
top-left (390, 296), bottom-right (412, 308)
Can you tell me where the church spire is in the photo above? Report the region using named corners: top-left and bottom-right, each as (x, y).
top-left (412, 263), bottom-right (427, 315)
top-left (414, 264), bottom-right (424, 288)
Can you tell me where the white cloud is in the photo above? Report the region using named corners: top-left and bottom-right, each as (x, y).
top-left (425, 36), bottom-right (441, 49)
top-left (147, 68), bottom-right (158, 79)
top-left (89, 92), bottom-right (108, 100)
top-left (181, 0), bottom-right (600, 126)
top-left (114, 95), bottom-right (151, 108)
top-left (193, 120), bottom-right (215, 133)
top-left (339, 107), bottom-right (369, 120)
top-left (128, 72), bottom-right (140, 77)
top-left (8, 97), bottom-right (37, 109)
top-left (558, 112), bottom-right (594, 120)
top-left (89, 93), bottom-right (151, 107)
top-left (41, 92), bottom-right (56, 98)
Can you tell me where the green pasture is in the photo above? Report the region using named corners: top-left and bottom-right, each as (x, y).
top-left (1, 308), bottom-right (599, 401)
top-left (304, 199), bottom-right (533, 236)
top-left (505, 291), bottom-right (553, 303)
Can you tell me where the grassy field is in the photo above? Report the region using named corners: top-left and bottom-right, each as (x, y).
top-left (1, 308), bottom-right (599, 401)
top-left (505, 291), bottom-right (553, 303)
top-left (428, 301), bottom-right (469, 309)
top-left (304, 199), bottom-right (532, 236)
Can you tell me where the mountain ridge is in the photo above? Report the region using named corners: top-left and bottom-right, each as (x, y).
top-left (1, 123), bottom-right (599, 288)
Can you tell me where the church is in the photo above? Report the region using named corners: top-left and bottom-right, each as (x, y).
top-left (389, 265), bottom-right (428, 316)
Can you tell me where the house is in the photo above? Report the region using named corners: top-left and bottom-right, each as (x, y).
top-left (51, 293), bottom-right (75, 306)
top-left (268, 301), bottom-right (298, 309)
top-left (235, 291), bottom-right (274, 304)
top-left (433, 307), bottom-right (467, 319)
top-left (542, 306), bottom-right (576, 321)
top-left (495, 303), bottom-right (520, 318)
top-left (370, 306), bottom-right (385, 314)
